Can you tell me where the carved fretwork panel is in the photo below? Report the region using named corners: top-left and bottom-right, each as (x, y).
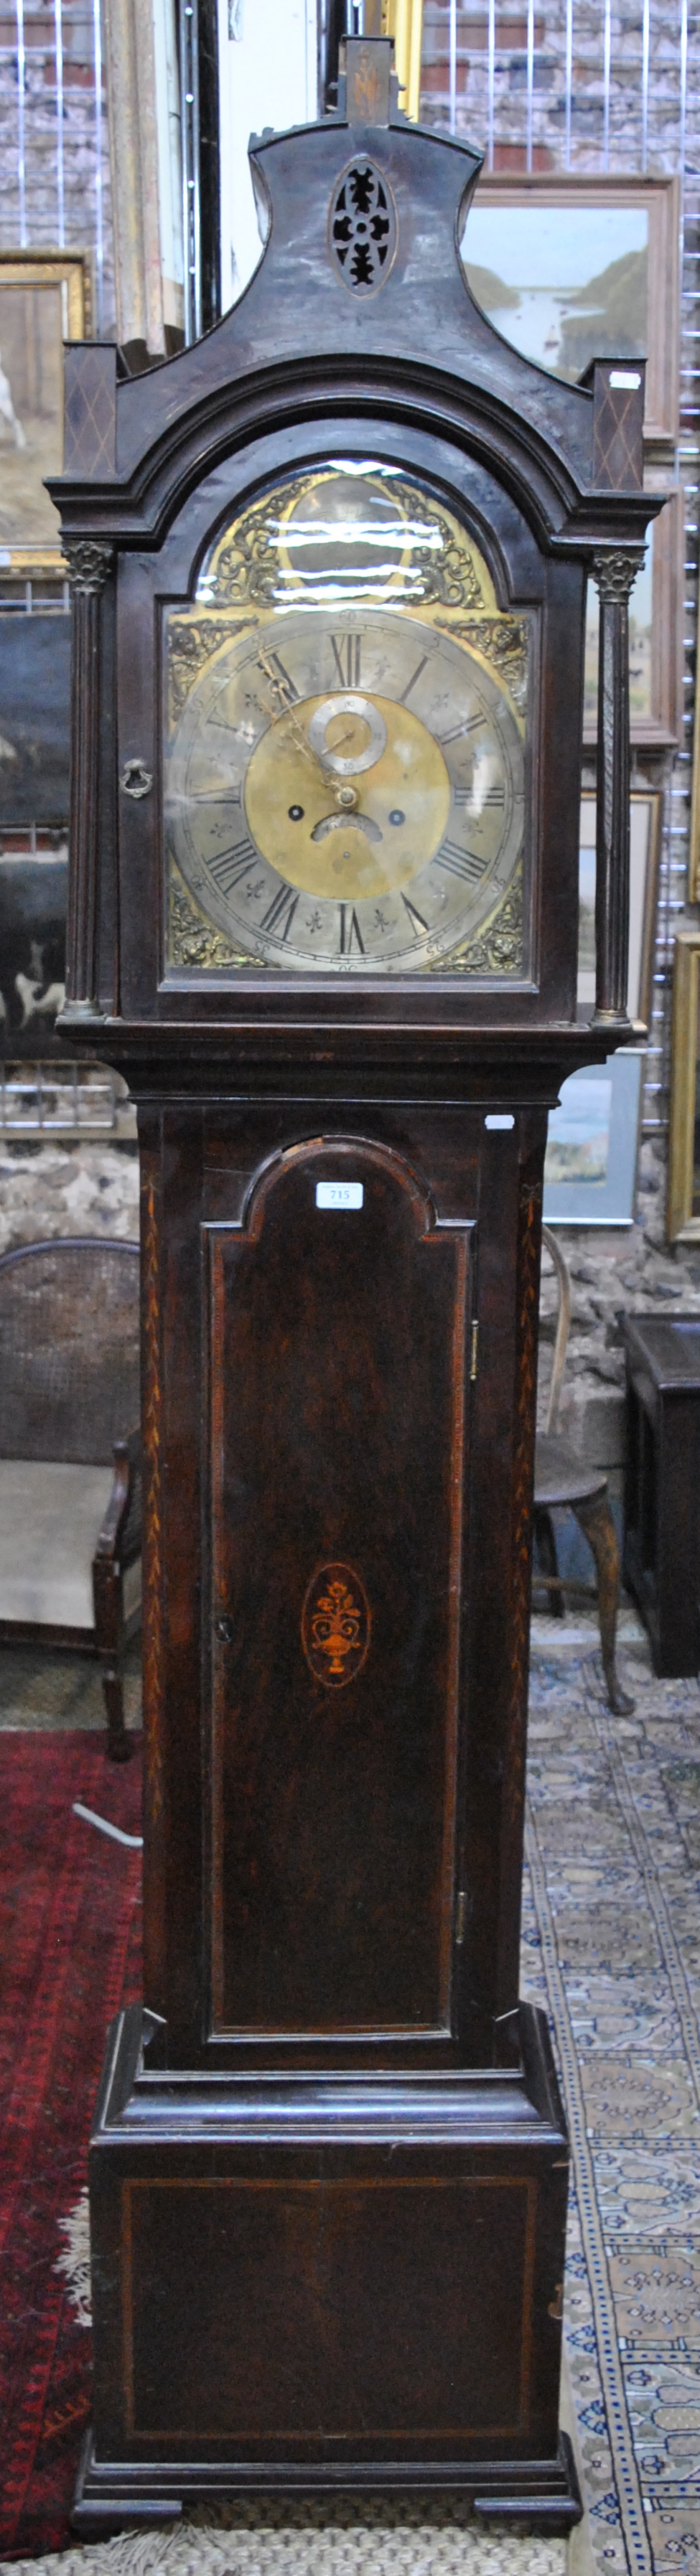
top-left (206, 1139), bottom-right (473, 2047)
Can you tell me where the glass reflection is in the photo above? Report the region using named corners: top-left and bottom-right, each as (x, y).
top-left (196, 460), bottom-right (476, 616)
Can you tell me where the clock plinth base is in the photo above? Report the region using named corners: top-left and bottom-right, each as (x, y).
top-left (72, 2427), bottom-right (582, 2536)
top-left (78, 2004), bottom-right (580, 2537)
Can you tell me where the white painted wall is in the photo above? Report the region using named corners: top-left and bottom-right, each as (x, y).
top-left (217, 0), bottom-right (319, 312)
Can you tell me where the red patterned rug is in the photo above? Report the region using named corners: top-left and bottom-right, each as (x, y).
top-left (0, 1731), bottom-right (142, 2561)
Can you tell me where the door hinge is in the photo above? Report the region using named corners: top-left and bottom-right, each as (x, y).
top-left (455, 1889), bottom-right (467, 1945)
top-left (470, 1320), bottom-right (479, 1382)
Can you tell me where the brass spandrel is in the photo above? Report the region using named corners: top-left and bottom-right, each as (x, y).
top-left (168, 862), bottom-right (264, 972)
top-left (167, 616), bottom-right (258, 728)
top-left (436, 617), bottom-right (529, 719)
top-left (437, 858), bottom-right (524, 976)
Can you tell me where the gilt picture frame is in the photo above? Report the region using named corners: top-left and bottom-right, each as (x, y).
top-left (0, 250), bottom-right (90, 577)
top-left (668, 931), bottom-right (700, 1242)
top-left (462, 176), bottom-right (681, 746)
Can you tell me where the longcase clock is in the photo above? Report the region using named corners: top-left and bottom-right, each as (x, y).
top-left (51, 37), bottom-right (658, 2527)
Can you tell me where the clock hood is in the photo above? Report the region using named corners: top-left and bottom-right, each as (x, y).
top-left (50, 37), bottom-right (655, 568)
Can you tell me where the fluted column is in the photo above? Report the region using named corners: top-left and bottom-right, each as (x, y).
top-left (592, 545), bottom-right (645, 1026)
top-left (62, 538), bottom-right (113, 1020)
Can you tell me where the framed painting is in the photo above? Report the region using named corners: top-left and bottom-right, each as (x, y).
top-left (668, 931), bottom-right (700, 1242)
top-left (543, 1052), bottom-right (645, 1226)
top-left (0, 252), bottom-right (90, 576)
top-left (462, 177), bottom-right (680, 745)
top-left (0, 614), bottom-right (71, 826)
top-left (582, 488), bottom-right (682, 746)
top-left (0, 837), bottom-right (67, 1061)
top-left (578, 789), bottom-right (662, 1028)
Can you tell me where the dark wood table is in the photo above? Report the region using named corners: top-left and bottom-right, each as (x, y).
top-left (624, 1313), bottom-right (700, 1675)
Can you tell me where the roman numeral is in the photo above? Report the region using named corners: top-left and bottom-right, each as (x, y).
top-left (399, 654), bottom-right (429, 705)
top-left (257, 648), bottom-right (298, 706)
top-left (260, 881), bottom-right (299, 939)
top-left (453, 783), bottom-right (505, 809)
top-left (339, 904), bottom-right (365, 956)
top-left (439, 715), bottom-right (485, 744)
top-left (401, 893), bottom-right (429, 936)
top-left (207, 837), bottom-right (257, 893)
top-left (331, 633), bottom-right (361, 688)
top-left (435, 840), bottom-right (486, 884)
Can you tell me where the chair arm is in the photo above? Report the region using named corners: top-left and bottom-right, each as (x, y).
top-left (93, 1429), bottom-right (142, 1732)
top-left (93, 1426), bottom-right (141, 1568)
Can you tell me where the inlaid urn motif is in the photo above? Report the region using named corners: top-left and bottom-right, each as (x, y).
top-left (302, 1561), bottom-right (370, 1688)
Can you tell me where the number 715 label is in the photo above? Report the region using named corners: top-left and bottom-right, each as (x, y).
top-left (315, 1181), bottom-right (364, 1211)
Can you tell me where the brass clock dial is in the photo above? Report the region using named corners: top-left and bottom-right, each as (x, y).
top-left (164, 464), bottom-right (528, 975)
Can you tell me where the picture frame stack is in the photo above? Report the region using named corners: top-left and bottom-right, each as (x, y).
top-left (462, 175), bottom-right (681, 746)
top-left (461, 177), bottom-right (680, 1227)
top-left (0, 251), bottom-right (87, 1111)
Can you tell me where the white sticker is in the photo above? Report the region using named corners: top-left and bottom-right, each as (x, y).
top-left (316, 1181), bottom-right (364, 1211)
top-left (485, 1114), bottom-right (515, 1132)
top-left (609, 370), bottom-right (641, 389)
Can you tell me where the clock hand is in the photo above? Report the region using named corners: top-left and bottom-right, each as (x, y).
top-left (253, 664), bottom-right (341, 794)
top-left (257, 658), bottom-right (382, 799)
top-left (256, 685), bottom-right (335, 794)
top-left (276, 709), bottom-right (363, 803)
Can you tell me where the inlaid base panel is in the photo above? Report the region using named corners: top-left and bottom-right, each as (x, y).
top-left (78, 2005), bottom-right (579, 2530)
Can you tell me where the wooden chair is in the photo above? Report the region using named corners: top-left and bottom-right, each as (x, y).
top-left (0, 1236), bottom-right (141, 1759)
top-left (533, 1224), bottom-right (634, 1715)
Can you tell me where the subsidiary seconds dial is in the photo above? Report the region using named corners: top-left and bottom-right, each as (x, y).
top-left (164, 609), bottom-right (525, 972)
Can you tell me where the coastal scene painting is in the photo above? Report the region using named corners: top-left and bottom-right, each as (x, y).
top-left (462, 202), bottom-right (648, 382)
top-left (543, 1053), bottom-right (643, 1223)
top-left (462, 203), bottom-right (652, 724)
top-left (545, 1074), bottom-right (612, 1190)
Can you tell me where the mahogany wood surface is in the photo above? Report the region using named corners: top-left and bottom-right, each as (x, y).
top-left (50, 39), bottom-right (658, 2524)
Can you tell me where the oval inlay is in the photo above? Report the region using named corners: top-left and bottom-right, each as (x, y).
top-left (302, 1560), bottom-right (370, 1690)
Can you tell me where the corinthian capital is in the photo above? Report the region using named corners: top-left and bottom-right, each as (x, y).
top-left (62, 537), bottom-right (113, 596)
top-left (592, 547), bottom-right (645, 606)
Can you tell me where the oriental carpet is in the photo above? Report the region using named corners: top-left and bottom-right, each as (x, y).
top-left (0, 1729), bottom-right (142, 2561)
top-left (1, 1618), bottom-right (700, 2576)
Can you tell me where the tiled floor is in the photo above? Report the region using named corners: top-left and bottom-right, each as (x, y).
top-left (526, 1609), bottom-right (700, 2576)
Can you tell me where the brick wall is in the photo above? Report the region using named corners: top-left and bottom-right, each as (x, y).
top-left (0, 0), bottom-right (114, 333)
